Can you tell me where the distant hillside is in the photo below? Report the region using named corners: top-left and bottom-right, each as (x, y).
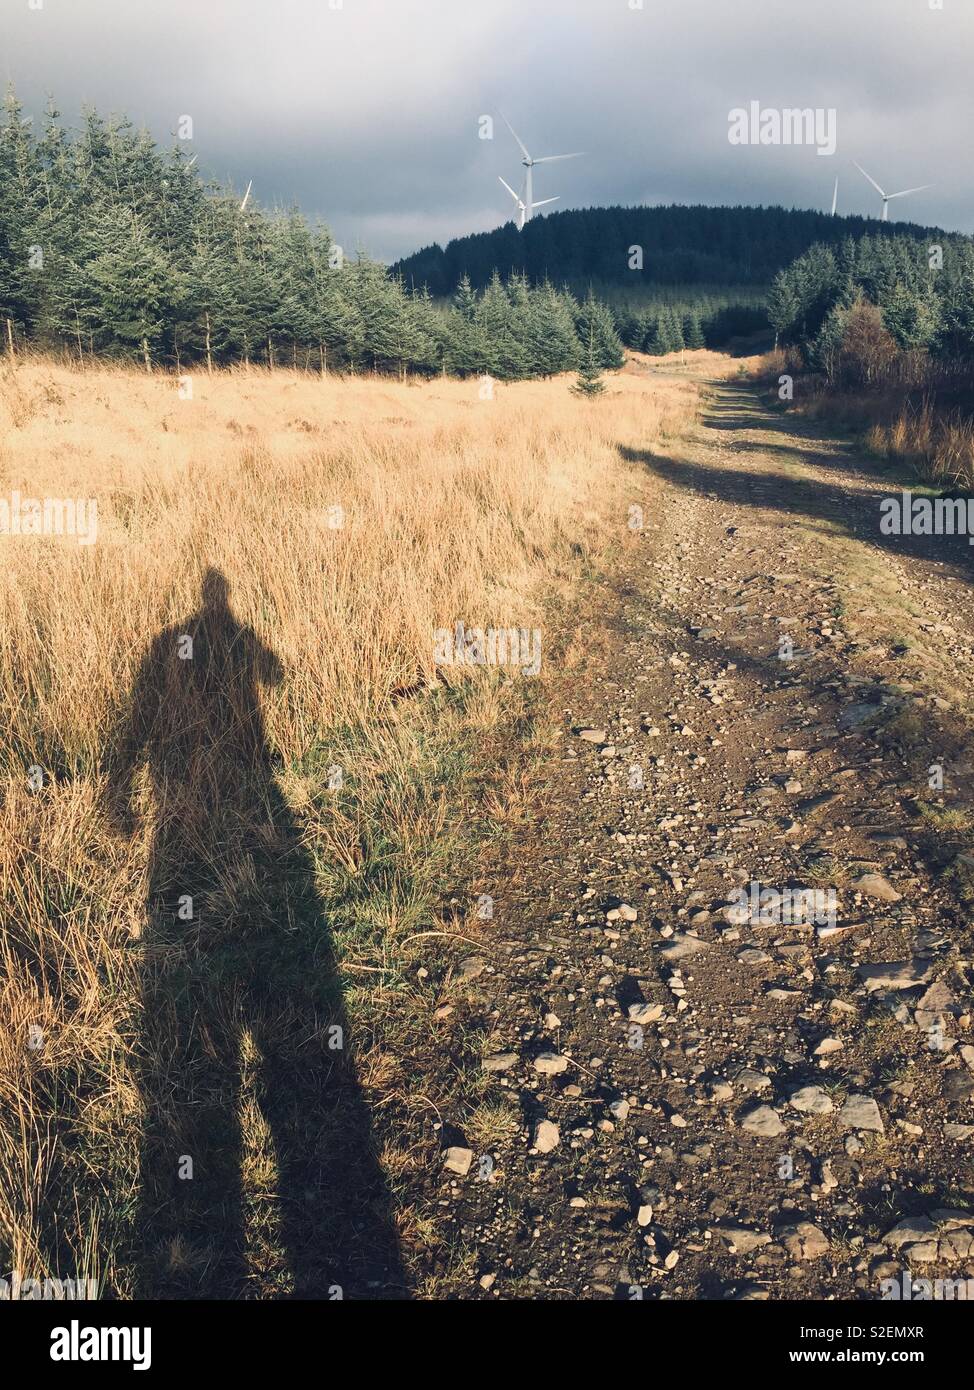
top-left (392, 204), bottom-right (949, 297)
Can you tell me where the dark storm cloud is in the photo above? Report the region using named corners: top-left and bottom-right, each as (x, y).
top-left (2, 0), bottom-right (971, 261)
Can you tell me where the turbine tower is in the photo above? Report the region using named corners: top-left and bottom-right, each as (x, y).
top-left (853, 162), bottom-right (932, 222)
top-left (497, 110), bottom-right (582, 226)
top-left (831, 176), bottom-right (838, 216)
top-left (498, 175), bottom-right (558, 231)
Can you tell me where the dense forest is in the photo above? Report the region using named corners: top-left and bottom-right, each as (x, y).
top-left (391, 204), bottom-right (949, 298)
top-left (0, 93), bottom-right (624, 379)
top-left (610, 289), bottom-right (768, 356)
top-left (765, 230), bottom-right (974, 488)
top-left (767, 231), bottom-right (974, 376)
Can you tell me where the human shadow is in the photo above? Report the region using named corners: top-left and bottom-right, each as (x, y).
top-left (103, 569), bottom-right (405, 1299)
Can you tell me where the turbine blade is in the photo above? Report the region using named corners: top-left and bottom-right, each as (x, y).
top-left (533, 152), bottom-right (584, 164)
top-left (498, 175), bottom-right (521, 204)
top-left (496, 109), bottom-right (531, 162)
top-left (531, 196), bottom-right (560, 208)
top-left (240, 179), bottom-right (253, 211)
top-left (853, 161), bottom-right (885, 197)
top-left (886, 184), bottom-right (933, 200)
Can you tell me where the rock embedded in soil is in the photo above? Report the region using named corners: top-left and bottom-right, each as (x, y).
top-left (656, 933), bottom-right (709, 963)
top-left (780, 1222), bottom-right (829, 1260)
top-left (627, 1001), bottom-right (664, 1025)
top-left (735, 1068), bottom-right (772, 1094)
top-left (789, 1085), bottom-right (834, 1116)
top-left (944, 1071), bottom-right (974, 1103)
top-left (532, 1120), bottom-right (560, 1154)
top-left (443, 1146), bottom-right (474, 1176)
top-left (741, 1105), bottom-right (786, 1137)
top-left (456, 956), bottom-right (487, 982)
top-left (712, 1226), bottom-right (772, 1255)
top-left (606, 903), bottom-right (637, 922)
top-left (857, 959), bottom-right (932, 992)
top-left (884, 1211), bottom-right (974, 1262)
top-left (482, 1052), bottom-right (519, 1073)
top-left (533, 1051), bottom-right (570, 1076)
top-left (852, 872), bottom-right (902, 903)
top-left (837, 1094), bottom-right (885, 1133)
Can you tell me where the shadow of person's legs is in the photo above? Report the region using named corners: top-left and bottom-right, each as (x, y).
top-left (133, 777), bottom-right (406, 1299)
top-left (135, 822), bottom-right (247, 1297)
top-left (241, 781), bottom-right (407, 1299)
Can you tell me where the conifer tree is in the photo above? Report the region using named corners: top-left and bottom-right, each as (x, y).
top-left (683, 311), bottom-right (705, 350)
top-left (574, 290), bottom-right (624, 368)
top-left (766, 270), bottom-right (800, 347)
top-left (535, 283), bottom-right (581, 375)
top-left (475, 271), bottom-right (528, 379)
top-left (572, 317), bottom-right (606, 396)
top-left (643, 313), bottom-right (664, 355)
top-left (71, 205), bottom-right (178, 368)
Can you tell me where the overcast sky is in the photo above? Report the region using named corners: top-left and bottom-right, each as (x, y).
top-left (3, 0), bottom-right (972, 261)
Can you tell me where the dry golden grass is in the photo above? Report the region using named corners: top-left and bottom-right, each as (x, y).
top-left (865, 405), bottom-right (974, 489)
top-left (0, 357), bottom-right (693, 754)
top-left (751, 349), bottom-right (974, 488)
top-left (627, 346), bottom-right (768, 380)
top-left (0, 356), bottom-right (695, 1298)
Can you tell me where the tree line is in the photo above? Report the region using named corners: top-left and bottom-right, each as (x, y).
top-left (767, 230), bottom-right (974, 379)
top-left (0, 92), bottom-right (623, 378)
top-left (392, 203), bottom-right (949, 298)
top-left (612, 297), bottom-right (768, 355)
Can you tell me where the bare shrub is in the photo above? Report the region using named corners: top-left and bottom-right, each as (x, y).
top-left (835, 302), bottom-right (899, 391)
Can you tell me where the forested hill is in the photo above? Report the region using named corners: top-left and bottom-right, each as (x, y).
top-left (391, 204), bottom-right (948, 296)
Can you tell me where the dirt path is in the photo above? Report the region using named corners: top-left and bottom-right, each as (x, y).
top-left (434, 373), bottom-right (974, 1301)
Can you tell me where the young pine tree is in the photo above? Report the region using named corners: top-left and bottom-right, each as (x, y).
top-left (683, 311), bottom-right (705, 350)
top-left (572, 317), bottom-right (606, 397)
top-left (574, 289), bottom-right (625, 368)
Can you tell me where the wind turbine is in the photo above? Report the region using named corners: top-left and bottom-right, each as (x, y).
top-left (240, 179), bottom-right (253, 212)
top-left (498, 174), bottom-right (558, 231)
top-left (496, 110), bottom-right (582, 226)
top-left (831, 176), bottom-right (838, 216)
top-left (853, 161), bottom-right (932, 222)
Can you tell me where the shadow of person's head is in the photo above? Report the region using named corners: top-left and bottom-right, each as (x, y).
top-left (201, 565), bottom-right (230, 616)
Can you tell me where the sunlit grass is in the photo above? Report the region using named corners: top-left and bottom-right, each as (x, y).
top-left (0, 355), bottom-right (694, 1295)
